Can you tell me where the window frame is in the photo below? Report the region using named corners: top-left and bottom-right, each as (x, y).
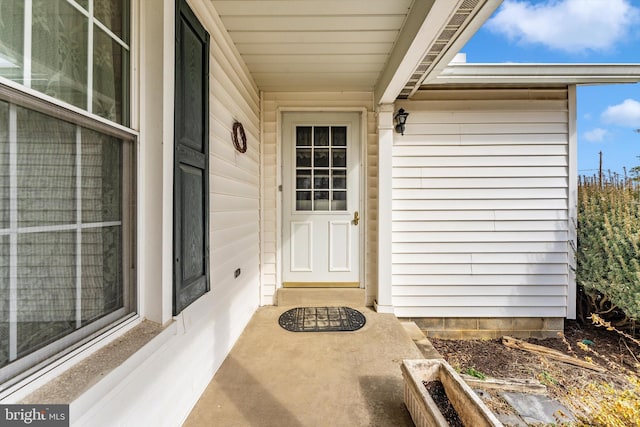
top-left (0, 79), bottom-right (137, 388)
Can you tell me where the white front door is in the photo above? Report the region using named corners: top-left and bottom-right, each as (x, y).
top-left (282, 112), bottom-right (361, 286)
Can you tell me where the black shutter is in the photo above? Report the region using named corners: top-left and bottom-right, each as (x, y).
top-left (173, 0), bottom-right (210, 315)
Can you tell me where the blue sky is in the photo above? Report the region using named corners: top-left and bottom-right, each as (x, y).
top-left (461, 0), bottom-right (640, 177)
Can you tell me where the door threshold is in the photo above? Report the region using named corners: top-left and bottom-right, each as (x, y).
top-left (282, 282), bottom-right (360, 288)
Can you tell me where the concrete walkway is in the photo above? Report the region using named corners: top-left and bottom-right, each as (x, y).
top-left (184, 306), bottom-right (423, 426)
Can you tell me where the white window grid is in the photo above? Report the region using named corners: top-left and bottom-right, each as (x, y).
top-left (21, 0), bottom-right (130, 116)
top-left (0, 82), bottom-right (136, 386)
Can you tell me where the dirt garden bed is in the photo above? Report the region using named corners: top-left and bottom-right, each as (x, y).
top-left (429, 319), bottom-right (640, 426)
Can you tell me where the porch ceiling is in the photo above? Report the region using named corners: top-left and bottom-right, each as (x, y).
top-left (210, 0), bottom-right (501, 97)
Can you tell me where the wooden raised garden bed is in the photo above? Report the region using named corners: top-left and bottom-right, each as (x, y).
top-left (401, 359), bottom-right (502, 427)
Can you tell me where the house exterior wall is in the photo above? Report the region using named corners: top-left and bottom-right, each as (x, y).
top-left (260, 92), bottom-right (378, 305)
top-left (391, 87), bottom-right (574, 320)
top-left (3, 1), bottom-right (262, 425)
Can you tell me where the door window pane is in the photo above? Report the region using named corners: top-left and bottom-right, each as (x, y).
top-left (296, 170), bottom-right (311, 190)
top-left (294, 126), bottom-right (348, 212)
top-left (332, 127), bottom-right (346, 146)
top-left (314, 191), bottom-right (329, 211)
top-left (32, 0), bottom-right (88, 110)
top-left (332, 191), bottom-right (347, 211)
top-left (332, 148), bottom-right (346, 168)
top-left (314, 127), bottom-right (329, 146)
top-left (296, 149), bottom-right (311, 167)
top-left (296, 126), bottom-right (311, 146)
top-left (296, 191), bottom-right (311, 211)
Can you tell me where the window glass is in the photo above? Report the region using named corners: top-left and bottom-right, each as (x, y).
top-left (0, 1), bottom-right (24, 82)
top-left (81, 226), bottom-right (122, 325)
top-left (295, 125), bottom-right (348, 212)
top-left (0, 99), bottom-right (135, 381)
top-left (0, 101), bottom-right (8, 227)
top-left (31, 0), bottom-right (88, 110)
top-left (0, 236), bottom-right (8, 367)
top-left (0, 0), bottom-right (130, 126)
top-left (17, 107), bottom-right (76, 227)
top-left (94, 0), bottom-right (129, 43)
top-left (82, 129), bottom-right (122, 223)
top-left (17, 231), bottom-right (76, 358)
top-left (93, 26), bottom-right (129, 125)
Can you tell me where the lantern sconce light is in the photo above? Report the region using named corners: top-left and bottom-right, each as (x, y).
top-left (394, 108), bottom-right (409, 135)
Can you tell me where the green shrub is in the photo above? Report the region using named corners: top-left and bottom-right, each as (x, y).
top-left (577, 176), bottom-right (640, 321)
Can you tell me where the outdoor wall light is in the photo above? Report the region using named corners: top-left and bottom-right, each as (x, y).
top-left (394, 108), bottom-right (409, 135)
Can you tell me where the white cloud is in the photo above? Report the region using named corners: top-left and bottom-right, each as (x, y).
top-left (583, 128), bottom-right (608, 142)
top-left (486, 0), bottom-right (640, 53)
top-left (601, 99), bottom-right (640, 127)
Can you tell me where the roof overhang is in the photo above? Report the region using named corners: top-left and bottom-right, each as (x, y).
top-left (375, 0), bottom-right (502, 104)
top-left (211, 0), bottom-right (502, 101)
top-left (424, 63), bottom-right (640, 86)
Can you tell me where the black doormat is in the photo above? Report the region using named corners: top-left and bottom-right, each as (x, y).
top-left (278, 307), bottom-right (366, 332)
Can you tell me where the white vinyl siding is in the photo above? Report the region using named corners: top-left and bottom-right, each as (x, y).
top-left (69, 2), bottom-right (261, 425)
top-left (392, 88), bottom-right (571, 318)
top-left (261, 92), bottom-right (376, 305)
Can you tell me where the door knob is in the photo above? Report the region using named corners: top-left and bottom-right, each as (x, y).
top-left (353, 211), bottom-right (360, 226)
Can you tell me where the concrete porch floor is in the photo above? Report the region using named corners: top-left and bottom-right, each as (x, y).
top-left (183, 306), bottom-right (424, 426)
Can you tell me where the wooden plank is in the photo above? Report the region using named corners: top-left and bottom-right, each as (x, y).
top-left (392, 188), bottom-right (567, 200)
top-left (393, 156), bottom-right (568, 167)
top-left (495, 220), bottom-right (569, 232)
top-left (472, 264), bottom-right (567, 275)
top-left (392, 274), bottom-right (567, 286)
top-left (393, 285), bottom-right (566, 297)
top-left (404, 122), bottom-right (568, 135)
top-left (393, 263), bottom-right (567, 275)
top-left (460, 375), bottom-right (547, 394)
top-left (472, 251), bottom-right (568, 264)
top-left (227, 30), bottom-right (399, 44)
top-left (392, 199), bottom-right (568, 210)
top-left (392, 220), bottom-right (495, 232)
top-left (407, 88), bottom-right (568, 101)
top-left (502, 337), bottom-right (607, 373)
top-left (392, 296), bottom-right (567, 308)
top-left (236, 42), bottom-right (393, 55)
top-left (407, 110), bottom-right (568, 124)
top-left (391, 242), bottom-right (568, 255)
top-left (248, 62), bottom-right (384, 74)
top-left (392, 177), bottom-right (569, 189)
top-left (392, 210), bottom-right (568, 221)
top-left (219, 15), bottom-right (407, 31)
top-left (394, 306), bottom-right (567, 318)
top-left (393, 144), bottom-right (568, 156)
top-left (391, 253), bottom-right (473, 264)
top-left (392, 230), bottom-right (567, 243)
top-left (392, 100), bottom-right (568, 111)
top-left (395, 166), bottom-right (568, 178)
top-left (392, 264), bottom-right (473, 275)
top-left (212, 0), bottom-right (412, 16)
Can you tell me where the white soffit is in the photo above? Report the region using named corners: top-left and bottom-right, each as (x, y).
top-left (427, 63), bottom-right (640, 85)
top-left (209, 0), bottom-right (413, 92)
top-left (210, 0), bottom-right (502, 97)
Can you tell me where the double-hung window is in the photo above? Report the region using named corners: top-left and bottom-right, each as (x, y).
top-left (0, 0), bottom-right (135, 386)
